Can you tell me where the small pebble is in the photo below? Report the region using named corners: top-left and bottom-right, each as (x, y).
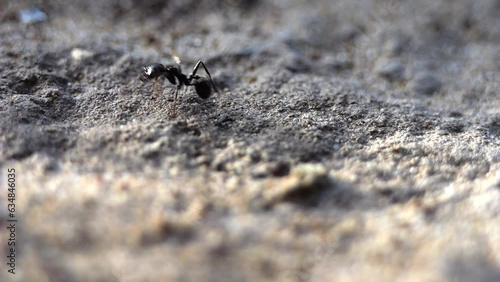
top-left (283, 54), bottom-right (312, 73)
top-left (322, 54), bottom-right (353, 71)
top-left (261, 164), bottom-right (328, 206)
top-left (375, 58), bottom-right (405, 81)
top-left (71, 48), bottom-right (95, 61)
top-left (18, 8), bottom-right (47, 24)
top-left (384, 38), bottom-right (405, 55)
top-left (411, 72), bottom-right (441, 95)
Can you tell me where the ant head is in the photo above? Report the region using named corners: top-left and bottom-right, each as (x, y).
top-left (193, 78), bottom-right (213, 99)
top-left (140, 63), bottom-right (165, 82)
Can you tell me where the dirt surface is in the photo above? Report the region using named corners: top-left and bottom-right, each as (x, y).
top-left (1, 0), bottom-right (499, 281)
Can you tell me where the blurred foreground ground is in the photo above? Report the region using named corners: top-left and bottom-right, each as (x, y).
top-left (0, 0), bottom-right (499, 281)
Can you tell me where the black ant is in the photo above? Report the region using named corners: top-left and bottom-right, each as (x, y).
top-left (140, 60), bottom-right (218, 116)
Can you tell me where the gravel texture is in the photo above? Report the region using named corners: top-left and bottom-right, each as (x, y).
top-left (0, 0), bottom-right (499, 281)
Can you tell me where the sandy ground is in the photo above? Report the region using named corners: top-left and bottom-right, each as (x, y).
top-left (0, 0), bottom-right (499, 281)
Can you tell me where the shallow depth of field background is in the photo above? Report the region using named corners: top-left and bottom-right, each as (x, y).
top-left (0, 1), bottom-right (499, 281)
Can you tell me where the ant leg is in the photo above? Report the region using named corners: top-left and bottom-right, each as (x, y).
top-left (170, 84), bottom-right (182, 118)
top-left (152, 78), bottom-right (161, 98)
top-left (190, 61), bottom-right (219, 93)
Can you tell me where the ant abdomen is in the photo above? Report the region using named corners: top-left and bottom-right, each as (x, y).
top-left (194, 78), bottom-right (213, 99)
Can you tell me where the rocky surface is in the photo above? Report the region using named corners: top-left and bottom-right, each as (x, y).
top-left (0, 0), bottom-right (499, 281)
